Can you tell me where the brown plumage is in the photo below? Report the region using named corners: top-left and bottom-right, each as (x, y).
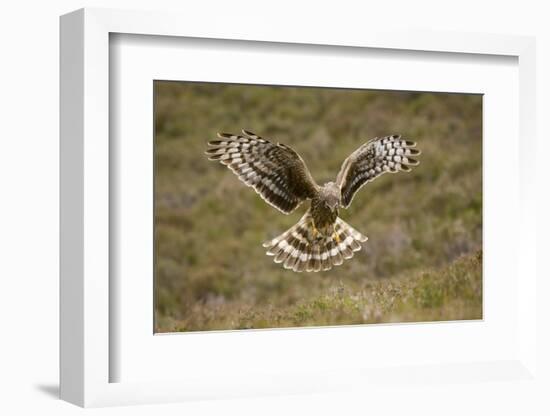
top-left (206, 130), bottom-right (421, 272)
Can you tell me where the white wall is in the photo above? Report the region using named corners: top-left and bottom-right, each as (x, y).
top-left (1, 1), bottom-right (548, 415)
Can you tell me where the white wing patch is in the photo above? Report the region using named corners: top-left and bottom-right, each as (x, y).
top-left (336, 135), bottom-right (421, 208)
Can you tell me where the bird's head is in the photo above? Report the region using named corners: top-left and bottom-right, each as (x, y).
top-left (322, 182), bottom-right (341, 212)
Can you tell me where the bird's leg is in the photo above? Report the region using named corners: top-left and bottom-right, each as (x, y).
top-left (310, 219), bottom-right (320, 240)
top-left (332, 224), bottom-right (341, 244)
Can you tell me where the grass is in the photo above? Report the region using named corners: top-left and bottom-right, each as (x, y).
top-left (154, 82), bottom-right (482, 332)
top-left (156, 251), bottom-right (482, 332)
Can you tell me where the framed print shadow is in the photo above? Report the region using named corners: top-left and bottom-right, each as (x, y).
top-left (154, 82), bottom-right (482, 333)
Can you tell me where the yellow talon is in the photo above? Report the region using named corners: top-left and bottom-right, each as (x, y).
top-left (311, 220), bottom-right (319, 239)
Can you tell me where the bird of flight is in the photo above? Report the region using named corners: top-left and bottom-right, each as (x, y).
top-left (206, 130), bottom-right (420, 272)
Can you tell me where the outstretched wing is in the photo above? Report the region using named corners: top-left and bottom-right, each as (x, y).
top-left (336, 135), bottom-right (420, 208)
top-left (206, 130), bottom-right (319, 214)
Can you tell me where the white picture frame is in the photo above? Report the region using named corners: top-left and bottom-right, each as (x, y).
top-left (60, 7), bottom-right (538, 408)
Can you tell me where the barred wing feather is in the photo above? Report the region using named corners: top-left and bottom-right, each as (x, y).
top-left (336, 135), bottom-right (421, 208)
top-left (206, 130), bottom-right (319, 214)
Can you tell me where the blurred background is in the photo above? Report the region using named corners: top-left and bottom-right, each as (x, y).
top-left (154, 81), bottom-right (482, 332)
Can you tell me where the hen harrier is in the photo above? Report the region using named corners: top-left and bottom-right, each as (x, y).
top-left (206, 130), bottom-right (420, 272)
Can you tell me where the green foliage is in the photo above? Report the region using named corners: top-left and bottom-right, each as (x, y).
top-left (154, 81), bottom-right (482, 332)
top-left (157, 252), bottom-right (482, 332)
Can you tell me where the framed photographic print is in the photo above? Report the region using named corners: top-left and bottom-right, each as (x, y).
top-left (60, 7), bottom-right (538, 408)
top-left (153, 81), bottom-right (481, 333)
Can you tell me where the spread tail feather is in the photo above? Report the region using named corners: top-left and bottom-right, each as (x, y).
top-left (263, 212), bottom-right (367, 272)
